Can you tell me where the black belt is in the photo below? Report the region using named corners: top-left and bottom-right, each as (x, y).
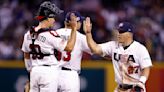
top-left (119, 84), bottom-right (133, 90)
top-left (42, 65), bottom-right (51, 66)
top-left (61, 67), bottom-right (72, 71)
top-left (61, 67), bottom-right (81, 75)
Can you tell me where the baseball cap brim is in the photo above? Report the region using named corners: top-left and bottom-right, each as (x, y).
top-left (117, 22), bottom-right (133, 33)
top-left (65, 11), bottom-right (85, 22)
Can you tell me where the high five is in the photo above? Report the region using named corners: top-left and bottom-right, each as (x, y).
top-left (83, 17), bottom-right (152, 92)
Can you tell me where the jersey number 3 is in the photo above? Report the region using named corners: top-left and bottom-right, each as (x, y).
top-left (55, 50), bottom-right (71, 62)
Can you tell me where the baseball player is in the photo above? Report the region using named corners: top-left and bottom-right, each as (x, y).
top-left (55, 11), bottom-right (92, 92)
top-left (21, 1), bottom-right (78, 92)
top-left (83, 18), bottom-right (152, 92)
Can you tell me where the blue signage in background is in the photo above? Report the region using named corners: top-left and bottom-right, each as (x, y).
top-left (0, 68), bottom-right (105, 92)
top-left (0, 68), bottom-right (28, 92)
top-left (80, 69), bottom-right (105, 92)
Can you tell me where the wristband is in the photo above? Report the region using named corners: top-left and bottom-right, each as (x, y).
top-left (139, 76), bottom-right (147, 84)
top-left (24, 59), bottom-right (32, 72)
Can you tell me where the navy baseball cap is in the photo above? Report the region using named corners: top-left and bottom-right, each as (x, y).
top-left (117, 22), bottom-right (133, 33)
top-left (65, 11), bottom-right (85, 23)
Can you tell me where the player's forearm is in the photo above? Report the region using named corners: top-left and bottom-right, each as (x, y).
top-left (24, 53), bottom-right (32, 72)
top-left (139, 67), bottom-right (151, 84)
top-left (86, 33), bottom-right (102, 55)
top-left (64, 28), bottom-right (76, 52)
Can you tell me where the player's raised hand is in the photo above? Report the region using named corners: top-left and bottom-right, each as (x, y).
top-left (83, 17), bottom-right (92, 34)
top-left (69, 13), bottom-right (78, 31)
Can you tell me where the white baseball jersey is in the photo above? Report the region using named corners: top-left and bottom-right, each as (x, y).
top-left (55, 28), bottom-right (92, 71)
top-left (56, 28), bottom-right (92, 92)
top-left (100, 41), bottom-right (152, 85)
top-left (22, 29), bottom-right (69, 92)
top-left (21, 30), bottom-right (68, 66)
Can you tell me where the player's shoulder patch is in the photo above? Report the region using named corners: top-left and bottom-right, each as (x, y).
top-left (49, 30), bottom-right (60, 37)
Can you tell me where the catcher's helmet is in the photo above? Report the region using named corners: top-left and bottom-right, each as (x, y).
top-left (36, 1), bottom-right (63, 20)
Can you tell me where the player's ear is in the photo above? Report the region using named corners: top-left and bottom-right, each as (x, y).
top-left (65, 21), bottom-right (71, 27)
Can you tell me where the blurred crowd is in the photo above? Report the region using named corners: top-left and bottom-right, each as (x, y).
top-left (0, 0), bottom-right (163, 62)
